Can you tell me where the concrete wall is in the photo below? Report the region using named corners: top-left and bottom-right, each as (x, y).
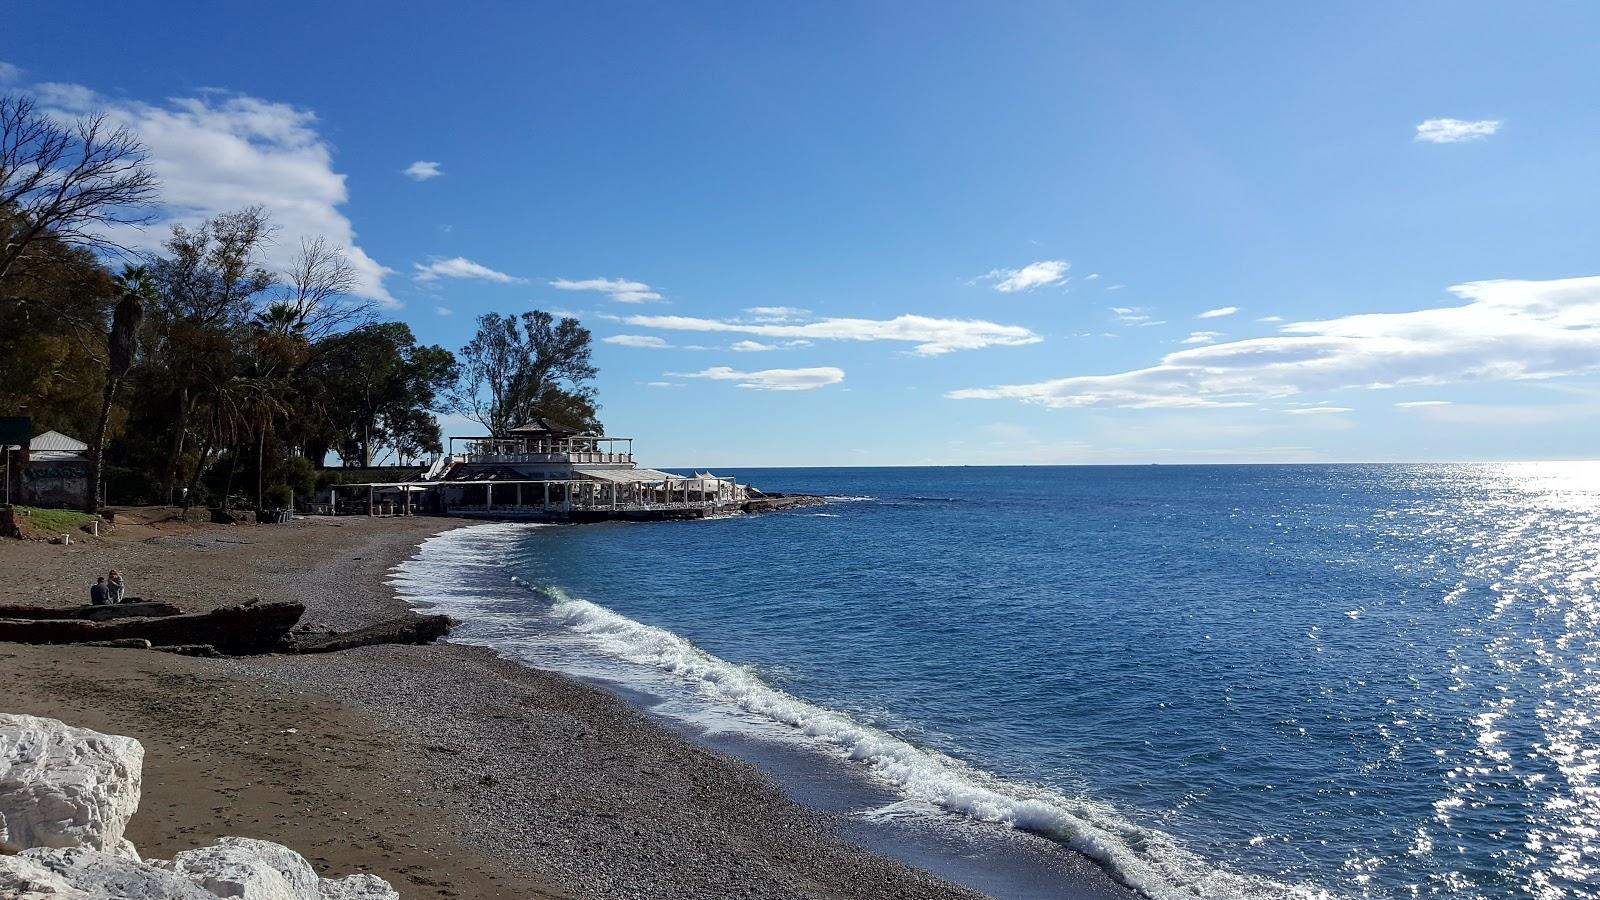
top-left (23, 460), bottom-right (89, 508)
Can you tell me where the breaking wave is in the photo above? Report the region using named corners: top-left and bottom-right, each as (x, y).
top-left (392, 524), bottom-right (1337, 900)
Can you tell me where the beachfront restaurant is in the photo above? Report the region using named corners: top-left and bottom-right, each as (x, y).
top-left (333, 417), bottom-right (745, 521)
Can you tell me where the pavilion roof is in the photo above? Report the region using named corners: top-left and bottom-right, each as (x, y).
top-left (507, 416), bottom-right (584, 436)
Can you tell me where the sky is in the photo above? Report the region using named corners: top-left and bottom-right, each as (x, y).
top-left (7, 2), bottom-right (1600, 466)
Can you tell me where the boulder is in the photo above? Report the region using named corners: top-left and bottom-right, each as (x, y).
top-left (0, 842), bottom-right (401, 900)
top-left (0, 714), bottom-right (142, 859)
top-left (162, 836), bottom-right (322, 899)
top-left (0, 717), bottom-right (401, 900)
top-left (0, 847), bottom-right (214, 899)
top-left (319, 873), bottom-right (403, 899)
top-left (156, 838), bottom-right (399, 900)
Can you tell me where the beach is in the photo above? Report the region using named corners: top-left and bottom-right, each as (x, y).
top-left (0, 514), bottom-right (981, 900)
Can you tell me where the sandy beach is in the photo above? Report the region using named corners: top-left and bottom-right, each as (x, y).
top-left (0, 513), bottom-right (981, 899)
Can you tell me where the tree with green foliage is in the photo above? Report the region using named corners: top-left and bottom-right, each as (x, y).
top-left (84, 265), bottom-right (153, 512)
top-left (309, 323), bottom-right (454, 467)
top-left (451, 310), bottom-right (600, 437)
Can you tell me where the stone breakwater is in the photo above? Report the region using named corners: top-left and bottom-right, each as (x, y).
top-left (0, 713), bottom-right (399, 900)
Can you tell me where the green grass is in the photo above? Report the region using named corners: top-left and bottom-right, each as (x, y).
top-left (15, 506), bottom-right (96, 537)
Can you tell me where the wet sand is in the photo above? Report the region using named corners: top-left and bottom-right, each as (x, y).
top-left (0, 513), bottom-right (981, 899)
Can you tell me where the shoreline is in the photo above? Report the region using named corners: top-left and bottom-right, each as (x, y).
top-left (0, 514), bottom-right (986, 899)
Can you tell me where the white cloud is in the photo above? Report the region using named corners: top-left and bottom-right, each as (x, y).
top-left (730, 339), bottom-right (812, 352)
top-left (983, 260), bottom-right (1069, 293)
top-left (1415, 118), bottom-right (1501, 144)
top-left (434, 306), bottom-right (453, 316)
top-left (1111, 307), bottom-right (1154, 326)
top-left (1085, 273), bottom-right (1101, 281)
top-left (1106, 284), bottom-right (1126, 291)
top-left (949, 275), bottom-right (1600, 410)
top-left (414, 257), bottom-right (523, 284)
top-left (670, 366), bottom-right (845, 391)
top-left (1395, 400), bottom-right (1451, 408)
top-left (403, 160), bottom-right (443, 180)
top-left (0, 62), bottom-right (20, 83)
top-left (647, 381), bottom-right (682, 388)
top-left (551, 277), bottom-right (662, 303)
top-left (1198, 306), bottom-right (1239, 319)
top-left (30, 83), bottom-right (396, 304)
top-left (1284, 407), bottom-right (1351, 415)
top-left (624, 313), bottom-right (1040, 356)
top-left (1257, 315), bottom-right (1284, 323)
top-left (604, 334), bottom-right (672, 349)
top-left (1181, 331), bottom-right (1222, 345)
top-left (744, 306), bottom-right (812, 322)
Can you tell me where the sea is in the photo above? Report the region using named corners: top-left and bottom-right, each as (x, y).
top-left (388, 464), bottom-right (1600, 900)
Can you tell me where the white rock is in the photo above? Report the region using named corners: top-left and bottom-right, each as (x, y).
top-left (0, 851), bottom-right (89, 900)
top-left (160, 837), bottom-right (400, 900)
top-left (0, 713), bottom-right (143, 858)
top-left (162, 836), bottom-right (322, 899)
top-left (2, 846), bottom-right (215, 899)
top-left (319, 873), bottom-right (402, 900)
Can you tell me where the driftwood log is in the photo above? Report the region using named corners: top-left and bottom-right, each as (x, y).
top-left (0, 602), bottom-right (304, 656)
top-left (285, 614), bottom-right (454, 654)
top-left (0, 602), bottom-right (182, 622)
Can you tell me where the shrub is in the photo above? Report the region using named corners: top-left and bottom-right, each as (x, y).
top-left (264, 484), bottom-right (294, 509)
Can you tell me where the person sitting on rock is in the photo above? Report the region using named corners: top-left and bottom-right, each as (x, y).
top-left (90, 577), bottom-right (109, 606)
top-left (107, 569), bottom-right (126, 604)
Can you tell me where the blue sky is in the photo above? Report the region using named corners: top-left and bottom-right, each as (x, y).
top-left (8, 2), bottom-right (1600, 465)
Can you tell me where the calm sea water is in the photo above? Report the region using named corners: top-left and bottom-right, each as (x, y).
top-left (390, 464), bottom-right (1600, 900)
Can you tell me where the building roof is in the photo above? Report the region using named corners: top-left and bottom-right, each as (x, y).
top-left (29, 430), bottom-right (88, 458)
top-left (508, 416), bottom-right (584, 436)
top-left (571, 466), bottom-right (680, 484)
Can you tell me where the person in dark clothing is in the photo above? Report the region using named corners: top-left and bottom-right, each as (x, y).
top-left (90, 577), bottom-right (109, 605)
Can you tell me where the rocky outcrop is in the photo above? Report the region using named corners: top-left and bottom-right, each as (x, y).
top-left (0, 714), bottom-right (400, 900)
top-left (157, 837), bottom-right (398, 899)
top-left (1, 846), bottom-right (214, 899)
top-left (0, 842), bottom-right (400, 900)
top-left (0, 713), bottom-right (143, 859)
top-left (0, 601), bottom-right (305, 655)
top-left (0, 602), bottom-right (183, 621)
top-left (284, 613), bottom-right (453, 654)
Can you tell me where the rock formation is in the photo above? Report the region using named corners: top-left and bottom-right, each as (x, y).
top-left (0, 713), bottom-right (142, 859)
top-left (0, 714), bottom-right (400, 900)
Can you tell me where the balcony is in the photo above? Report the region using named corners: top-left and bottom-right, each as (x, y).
top-left (462, 450), bottom-right (634, 465)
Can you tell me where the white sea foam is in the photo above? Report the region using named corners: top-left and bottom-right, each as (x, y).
top-left (391, 524), bottom-right (1339, 900)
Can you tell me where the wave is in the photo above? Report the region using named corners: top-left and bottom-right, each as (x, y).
top-left (822, 494), bottom-right (876, 502)
top-left (391, 525), bottom-right (1337, 900)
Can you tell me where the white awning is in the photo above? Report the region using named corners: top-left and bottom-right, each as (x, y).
top-left (570, 466), bottom-right (680, 484)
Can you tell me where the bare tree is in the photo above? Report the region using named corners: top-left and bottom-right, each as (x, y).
top-left (262, 237), bottom-right (371, 338)
top-left (0, 95), bottom-right (159, 285)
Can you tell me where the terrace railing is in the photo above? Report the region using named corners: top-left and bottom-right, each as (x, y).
top-left (463, 450), bottom-right (634, 465)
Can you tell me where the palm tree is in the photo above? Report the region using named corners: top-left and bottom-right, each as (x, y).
top-left (84, 265), bottom-right (154, 513)
top-left (253, 300), bottom-right (307, 336)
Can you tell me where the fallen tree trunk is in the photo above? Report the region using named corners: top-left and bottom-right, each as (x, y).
top-left (0, 602), bottom-right (182, 622)
top-left (0, 602), bottom-right (304, 656)
top-left (285, 613), bottom-right (454, 654)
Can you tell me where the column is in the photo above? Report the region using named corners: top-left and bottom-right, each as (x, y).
top-left (486, 482), bottom-right (493, 510)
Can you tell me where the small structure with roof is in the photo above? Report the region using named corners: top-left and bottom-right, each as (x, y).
top-left (18, 430), bottom-right (92, 508)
